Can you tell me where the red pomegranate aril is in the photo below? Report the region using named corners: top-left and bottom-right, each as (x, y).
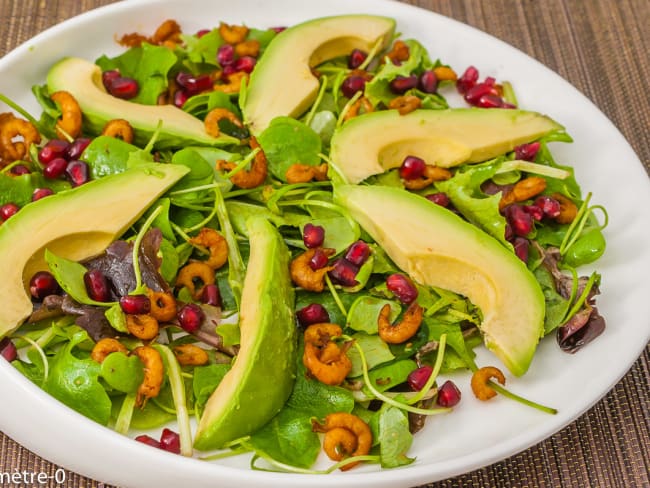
top-left (196, 29), bottom-right (211, 38)
top-left (178, 303), bottom-right (205, 333)
top-left (0, 338), bottom-right (17, 362)
top-left (10, 164), bottom-right (31, 175)
top-left (119, 295), bottom-right (151, 314)
top-left (345, 240), bottom-right (371, 267)
top-left (464, 82), bottom-right (498, 106)
top-left (523, 204), bottom-right (544, 221)
top-left (0, 203), bottom-right (19, 221)
top-left (399, 155), bottom-right (426, 180)
top-left (534, 195), bottom-right (561, 218)
top-left (102, 70), bottom-right (121, 90)
top-left (135, 435), bottom-right (161, 449)
top-left (476, 94), bottom-right (504, 108)
top-left (271, 26), bottom-right (287, 33)
top-left (176, 72), bottom-right (213, 96)
top-left (513, 237), bottom-right (530, 262)
top-left (408, 365), bottom-right (433, 391)
top-left (419, 70), bottom-right (438, 94)
top-left (456, 66), bottom-right (479, 94)
top-left (107, 76), bottom-right (139, 99)
top-left (296, 303), bottom-right (330, 328)
top-left (348, 49), bottom-right (368, 69)
top-left (43, 157), bottom-right (68, 179)
top-left (38, 139), bottom-right (70, 165)
top-left (341, 75), bottom-right (366, 98)
top-left (32, 187), bottom-right (55, 201)
top-left (201, 284), bottom-right (222, 307)
top-left (84, 270), bottom-right (112, 302)
top-left (386, 273), bottom-right (418, 304)
top-left (436, 380), bottom-right (461, 407)
top-left (303, 223), bottom-right (325, 249)
top-left (426, 192), bottom-right (450, 207)
top-left (505, 204), bottom-right (534, 236)
top-left (29, 271), bottom-right (60, 300)
top-left (173, 90), bottom-right (189, 108)
top-left (217, 44), bottom-right (235, 66)
top-left (222, 65), bottom-right (237, 79)
top-left (504, 222), bottom-right (514, 241)
top-left (159, 428), bottom-right (181, 454)
top-left (309, 248), bottom-right (330, 271)
top-left (65, 160), bottom-right (90, 186)
top-left (328, 258), bottom-right (359, 287)
top-left (234, 56), bottom-right (256, 74)
top-left (390, 74), bottom-right (418, 94)
top-left (514, 141), bottom-right (541, 161)
top-left (66, 138), bottom-right (92, 161)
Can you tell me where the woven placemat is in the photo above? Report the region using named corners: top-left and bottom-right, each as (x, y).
top-left (0, 1), bottom-right (648, 487)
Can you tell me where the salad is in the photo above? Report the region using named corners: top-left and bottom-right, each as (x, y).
top-left (0, 13), bottom-right (608, 473)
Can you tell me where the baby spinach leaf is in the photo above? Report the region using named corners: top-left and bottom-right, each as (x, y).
top-left (347, 332), bottom-right (395, 377)
top-left (347, 295), bottom-right (401, 334)
top-left (377, 405), bottom-right (415, 468)
top-left (104, 303), bottom-right (128, 333)
top-left (100, 352), bottom-right (144, 394)
top-left (425, 319), bottom-right (476, 370)
top-left (82, 135), bottom-right (139, 178)
top-left (159, 238), bottom-right (181, 283)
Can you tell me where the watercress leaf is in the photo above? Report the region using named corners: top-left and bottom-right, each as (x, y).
top-left (424, 319), bottom-right (476, 370)
top-left (100, 352), bottom-right (144, 393)
top-left (313, 216), bottom-right (357, 254)
top-left (0, 172), bottom-right (70, 207)
top-left (82, 135), bottom-right (139, 178)
top-left (533, 265), bottom-right (571, 335)
top-left (159, 238), bottom-right (180, 284)
top-left (104, 303), bottom-right (128, 333)
top-left (216, 322), bottom-right (240, 347)
top-left (170, 148), bottom-right (216, 199)
top-left (347, 332), bottom-right (395, 377)
top-left (378, 405), bottom-right (415, 468)
top-left (12, 359), bottom-right (45, 386)
top-left (363, 359), bottom-right (417, 395)
top-left (180, 29), bottom-right (223, 67)
top-left (347, 295), bottom-right (401, 334)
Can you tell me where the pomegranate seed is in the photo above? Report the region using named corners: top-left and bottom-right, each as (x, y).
top-left (390, 74), bottom-right (418, 94)
top-left (178, 303), bottom-right (205, 333)
top-left (303, 223), bottom-right (325, 249)
top-left (514, 142), bottom-right (541, 161)
top-left (196, 29), bottom-right (211, 38)
top-left (32, 187), bottom-right (55, 201)
top-left (201, 284), bottom-right (222, 307)
top-left (483, 76), bottom-right (496, 87)
top-left (65, 138), bottom-right (91, 161)
top-left (10, 164), bottom-right (31, 175)
top-left (107, 76), bottom-right (139, 99)
top-left (84, 270), bottom-right (112, 302)
top-left (399, 155), bottom-right (426, 180)
top-left (504, 222), bottom-right (514, 241)
top-left (271, 26), bottom-right (286, 33)
top-left (501, 101), bottom-right (517, 109)
top-left (175, 72), bottom-right (213, 96)
top-left (65, 160), bottom-right (90, 186)
top-left (221, 65), bottom-right (237, 79)
top-left (436, 380), bottom-right (461, 407)
top-left (233, 56), bottom-right (256, 74)
top-left (505, 204), bottom-right (533, 236)
top-left (456, 66), bottom-right (479, 94)
top-left (476, 94), bottom-right (505, 108)
top-left (419, 70), bottom-right (438, 93)
top-left (345, 240), bottom-right (370, 267)
top-left (348, 49), bottom-right (368, 69)
top-left (0, 203), bottom-right (20, 221)
top-left (408, 365), bottom-right (433, 391)
top-left (102, 70), bottom-right (121, 90)
top-left (386, 273), bottom-right (418, 304)
top-left (119, 295), bottom-right (151, 314)
top-left (296, 303), bottom-right (330, 327)
top-left (159, 428), bottom-right (181, 454)
top-left (43, 157), bottom-right (68, 179)
top-left (29, 271), bottom-right (60, 300)
top-left (534, 195), bottom-right (561, 218)
top-left (135, 435), bottom-right (161, 449)
top-left (513, 237), bottom-right (529, 262)
top-left (0, 338), bottom-right (17, 362)
top-left (173, 90), bottom-right (189, 108)
top-left (309, 248), bottom-right (330, 271)
top-left (341, 75), bottom-right (366, 98)
top-left (426, 192), bottom-right (450, 207)
top-left (523, 204), bottom-right (544, 221)
top-left (464, 82), bottom-right (499, 106)
top-left (38, 139), bottom-right (69, 165)
top-left (328, 258), bottom-right (359, 287)
top-left (217, 44), bottom-right (235, 66)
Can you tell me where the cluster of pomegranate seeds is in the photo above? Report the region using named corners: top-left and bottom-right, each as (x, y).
top-left (38, 138), bottom-right (92, 186)
top-left (201, 283), bottom-right (221, 307)
top-left (135, 429), bottom-right (181, 454)
top-left (0, 203), bottom-right (20, 222)
top-left (386, 273), bottom-right (418, 304)
top-left (348, 49), bottom-right (368, 69)
top-left (173, 71), bottom-right (214, 107)
top-left (309, 248), bottom-right (330, 271)
top-left (29, 271), bottom-right (60, 300)
top-left (425, 192), bottom-right (450, 207)
top-left (399, 155), bottom-right (426, 180)
top-left (514, 142), bottom-right (541, 161)
top-left (0, 337), bottom-right (17, 362)
top-left (102, 69), bottom-right (139, 99)
top-left (407, 365), bottom-right (433, 391)
top-left (303, 223), bottom-right (325, 248)
top-left (296, 303), bottom-right (330, 327)
top-left (84, 269), bottom-right (112, 302)
top-left (119, 295), bottom-right (151, 314)
top-left (436, 380), bottom-right (462, 407)
top-left (178, 303), bottom-right (205, 333)
top-left (456, 66), bottom-right (515, 109)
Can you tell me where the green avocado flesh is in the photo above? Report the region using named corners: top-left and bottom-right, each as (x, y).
top-left (46, 57), bottom-right (237, 149)
top-left (193, 216), bottom-right (297, 450)
top-left (0, 163), bottom-right (190, 338)
top-left (330, 108), bottom-right (564, 184)
top-left (335, 184), bottom-right (545, 376)
top-left (243, 14), bottom-right (395, 134)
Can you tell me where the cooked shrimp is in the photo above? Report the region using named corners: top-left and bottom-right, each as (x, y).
top-left (175, 262), bottom-right (215, 300)
top-left (132, 346), bottom-right (164, 408)
top-left (204, 108), bottom-right (243, 138)
top-left (188, 227), bottom-right (228, 269)
top-left (125, 314), bottom-right (160, 341)
top-left (303, 341), bottom-right (352, 386)
top-left (402, 164), bottom-right (452, 190)
top-left (91, 338), bottom-right (128, 363)
top-left (290, 248), bottom-right (335, 292)
top-left (51, 91), bottom-right (82, 139)
top-left (377, 301), bottom-right (423, 344)
top-left (0, 117), bottom-right (41, 162)
top-left (471, 366), bottom-right (506, 401)
top-left (173, 344), bottom-right (209, 366)
top-left (285, 163), bottom-right (329, 184)
top-left (312, 412), bottom-right (373, 470)
top-left (216, 136), bottom-right (268, 189)
top-left (102, 118), bottom-right (134, 143)
top-left (148, 290), bottom-right (178, 322)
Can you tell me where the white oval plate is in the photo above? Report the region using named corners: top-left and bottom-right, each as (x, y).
top-left (1, 1), bottom-right (648, 487)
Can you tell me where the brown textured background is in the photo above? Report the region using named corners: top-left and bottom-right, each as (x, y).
top-left (0, 1), bottom-right (648, 487)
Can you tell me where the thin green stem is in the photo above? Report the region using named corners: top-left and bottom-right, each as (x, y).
top-left (114, 393), bottom-right (137, 434)
top-left (488, 381), bottom-right (557, 415)
top-left (224, 148), bottom-right (260, 178)
top-left (325, 274), bottom-right (348, 318)
top-left (305, 75), bottom-right (328, 127)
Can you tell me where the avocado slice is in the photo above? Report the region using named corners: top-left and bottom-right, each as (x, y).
top-left (243, 15), bottom-right (395, 134)
top-left (335, 184), bottom-right (545, 376)
top-left (46, 57), bottom-right (238, 149)
top-left (193, 216), bottom-right (296, 450)
top-left (0, 163), bottom-right (189, 338)
top-left (330, 108), bottom-right (564, 183)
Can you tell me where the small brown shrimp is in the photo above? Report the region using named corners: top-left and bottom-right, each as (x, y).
top-left (126, 314), bottom-right (160, 341)
top-left (433, 66), bottom-right (458, 82)
top-left (388, 95), bottom-right (422, 115)
top-left (213, 71), bottom-right (248, 94)
top-left (175, 261), bottom-right (215, 300)
top-left (303, 323), bottom-right (344, 347)
top-left (234, 40), bottom-right (260, 58)
top-left (132, 346), bottom-right (164, 408)
top-left (0, 117), bottom-right (41, 162)
top-left (204, 108), bottom-right (243, 138)
top-left (188, 227), bottom-right (228, 270)
top-left (290, 248), bottom-right (335, 292)
top-left (219, 22), bottom-right (249, 44)
top-left (50, 91), bottom-right (82, 140)
top-left (101, 118), bottom-right (134, 144)
top-left (552, 192), bottom-right (579, 224)
top-left (377, 301), bottom-right (423, 344)
top-left (148, 290), bottom-right (177, 322)
top-left (312, 412), bottom-right (373, 470)
top-left (471, 366), bottom-right (506, 401)
top-left (385, 40), bottom-right (410, 64)
top-left (303, 342), bottom-right (352, 386)
top-left (91, 338), bottom-right (128, 363)
top-left (285, 163), bottom-right (329, 184)
top-left (173, 344), bottom-right (209, 366)
top-left (151, 19), bottom-right (182, 45)
top-left (216, 136), bottom-right (268, 189)
top-left (403, 164), bottom-right (452, 190)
